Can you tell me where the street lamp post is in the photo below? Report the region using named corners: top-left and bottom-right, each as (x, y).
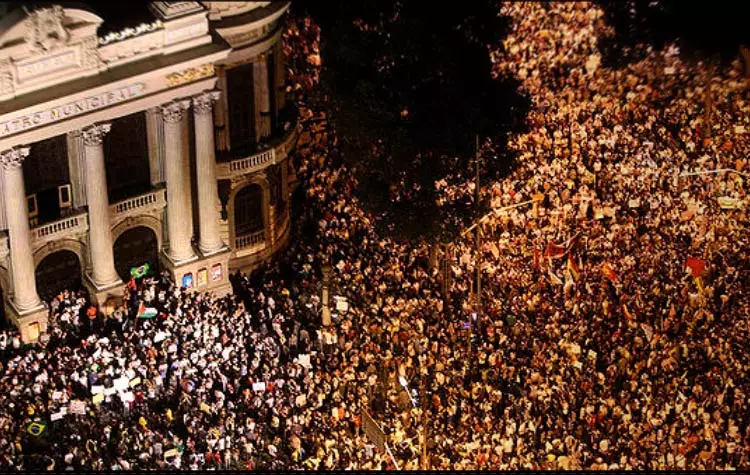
top-left (321, 264), bottom-right (332, 326)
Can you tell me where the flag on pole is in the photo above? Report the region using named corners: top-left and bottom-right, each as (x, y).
top-left (548, 269), bottom-right (563, 286)
top-left (567, 253), bottom-right (580, 280)
top-left (544, 232), bottom-right (581, 259)
top-left (686, 257), bottom-right (706, 278)
top-left (601, 262), bottom-right (617, 282)
top-left (489, 241), bottom-right (500, 259)
top-left (130, 263), bottom-right (150, 279)
top-left (137, 301), bottom-right (158, 319)
top-left (544, 241), bottom-right (566, 259)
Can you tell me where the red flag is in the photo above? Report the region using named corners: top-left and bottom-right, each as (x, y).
top-left (601, 262), bottom-right (617, 282)
top-left (544, 241), bottom-right (566, 259)
top-left (686, 257), bottom-right (706, 278)
top-left (533, 247), bottom-right (540, 269)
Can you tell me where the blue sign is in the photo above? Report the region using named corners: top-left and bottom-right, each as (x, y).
top-left (182, 273), bottom-right (193, 289)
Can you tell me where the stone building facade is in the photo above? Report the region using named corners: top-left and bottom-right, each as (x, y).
top-left (0, 2), bottom-right (297, 341)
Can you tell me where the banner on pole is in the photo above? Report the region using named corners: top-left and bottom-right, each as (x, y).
top-left (361, 408), bottom-right (386, 452)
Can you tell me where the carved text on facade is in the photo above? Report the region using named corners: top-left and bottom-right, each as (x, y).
top-left (0, 83), bottom-right (145, 138)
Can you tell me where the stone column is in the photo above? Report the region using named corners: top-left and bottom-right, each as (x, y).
top-left (0, 147), bottom-right (42, 311)
top-left (254, 55), bottom-right (271, 141)
top-left (82, 123), bottom-right (121, 287)
top-left (161, 99), bottom-right (196, 262)
top-left (192, 90), bottom-right (224, 254)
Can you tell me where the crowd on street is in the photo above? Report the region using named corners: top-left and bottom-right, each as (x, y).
top-left (0, 2), bottom-right (748, 470)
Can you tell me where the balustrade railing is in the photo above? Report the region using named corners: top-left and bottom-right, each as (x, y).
top-left (235, 230), bottom-right (266, 250)
top-left (110, 188), bottom-right (166, 218)
top-left (31, 213), bottom-right (88, 245)
top-left (229, 149), bottom-right (275, 173)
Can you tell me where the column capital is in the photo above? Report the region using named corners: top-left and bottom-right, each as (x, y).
top-left (0, 146), bottom-right (30, 170)
top-left (82, 123), bottom-right (112, 146)
top-left (192, 90), bottom-right (221, 115)
top-left (161, 99), bottom-right (191, 123)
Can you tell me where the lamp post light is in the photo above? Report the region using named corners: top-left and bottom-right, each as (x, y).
top-left (321, 264), bottom-right (332, 326)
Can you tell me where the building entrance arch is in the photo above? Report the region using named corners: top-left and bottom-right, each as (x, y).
top-left (35, 250), bottom-right (82, 302)
top-left (113, 226), bottom-right (159, 282)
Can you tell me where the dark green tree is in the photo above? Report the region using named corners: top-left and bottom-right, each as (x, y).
top-left (295, 0), bottom-right (529, 244)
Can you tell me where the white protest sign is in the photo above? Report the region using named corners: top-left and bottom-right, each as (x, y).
top-left (154, 331), bottom-right (168, 344)
top-left (298, 354), bottom-right (311, 369)
top-left (91, 385), bottom-right (104, 395)
top-left (69, 400), bottom-right (86, 415)
top-left (51, 391), bottom-right (63, 401)
top-left (121, 391), bottom-right (135, 403)
top-left (252, 382), bottom-right (266, 392)
top-left (104, 387), bottom-right (117, 397)
top-left (114, 376), bottom-right (129, 391)
top-left (50, 412), bottom-right (65, 422)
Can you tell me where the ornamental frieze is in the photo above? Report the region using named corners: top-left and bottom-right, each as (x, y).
top-left (165, 63), bottom-right (215, 88)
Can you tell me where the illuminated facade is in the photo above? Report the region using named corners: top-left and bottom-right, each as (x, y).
top-left (0, 2), bottom-right (297, 341)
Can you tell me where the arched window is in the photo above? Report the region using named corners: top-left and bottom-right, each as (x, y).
top-left (35, 250), bottom-right (81, 302)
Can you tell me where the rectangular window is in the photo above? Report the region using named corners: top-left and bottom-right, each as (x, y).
top-left (58, 184), bottom-right (71, 208)
top-left (105, 112), bottom-right (151, 202)
top-left (227, 62), bottom-right (256, 156)
top-left (27, 194), bottom-right (38, 218)
top-left (23, 135), bottom-right (69, 196)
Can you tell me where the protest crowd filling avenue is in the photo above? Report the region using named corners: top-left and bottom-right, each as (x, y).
top-left (1, 1), bottom-right (749, 471)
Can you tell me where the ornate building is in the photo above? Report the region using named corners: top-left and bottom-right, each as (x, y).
top-left (0, 2), bottom-right (297, 341)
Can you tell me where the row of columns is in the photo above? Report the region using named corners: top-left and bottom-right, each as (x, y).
top-left (0, 90), bottom-right (224, 312)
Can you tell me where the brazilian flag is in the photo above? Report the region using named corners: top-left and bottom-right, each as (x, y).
top-left (27, 421), bottom-right (46, 437)
top-left (130, 263), bottom-right (150, 279)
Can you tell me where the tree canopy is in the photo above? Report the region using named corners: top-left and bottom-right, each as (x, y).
top-left (296, 0), bottom-right (529, 243)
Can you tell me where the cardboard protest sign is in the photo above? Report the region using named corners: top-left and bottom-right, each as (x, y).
top-left (93, 393), bottom-right (104, 405)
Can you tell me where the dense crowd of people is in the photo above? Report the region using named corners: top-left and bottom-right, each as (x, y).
top-left (0, 1), bottom-right (748, 470)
